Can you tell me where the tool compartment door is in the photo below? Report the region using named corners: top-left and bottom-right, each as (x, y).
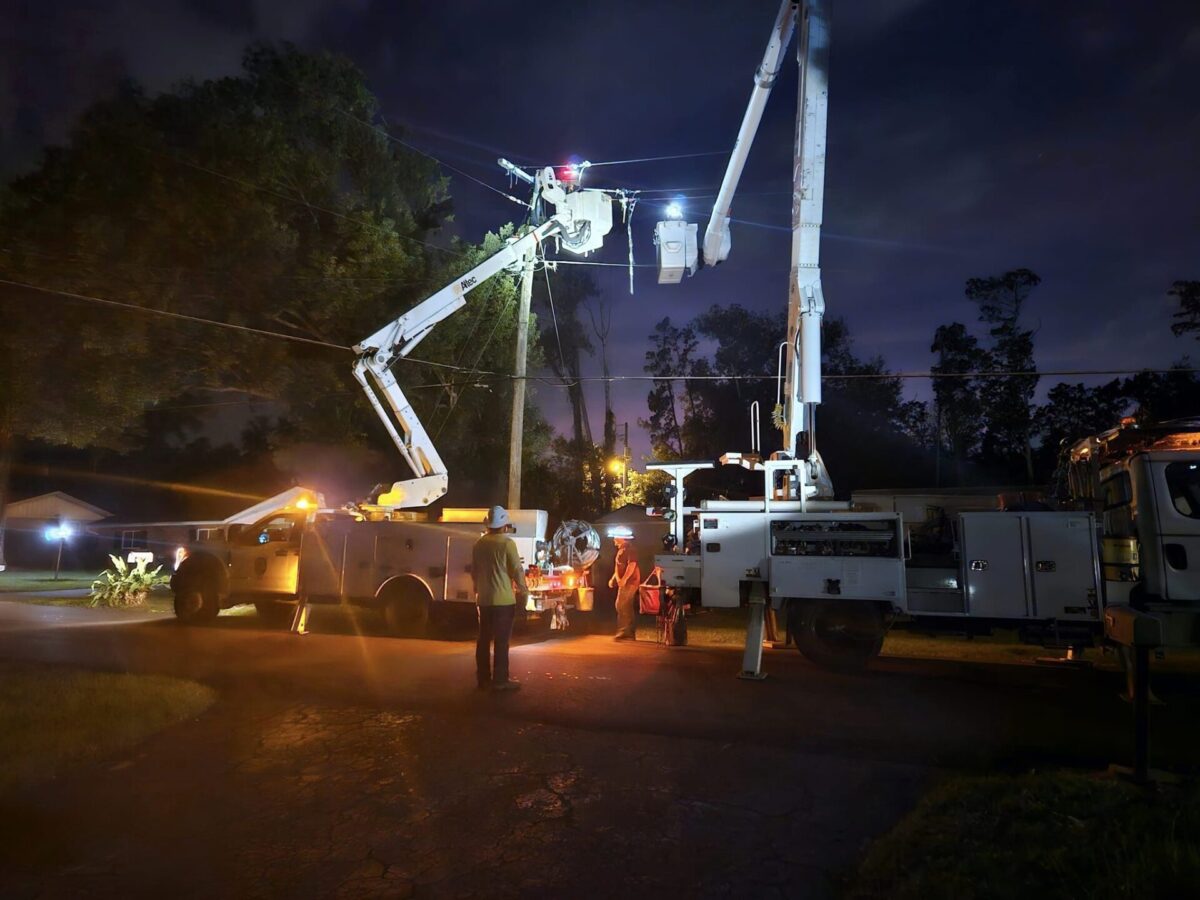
top-left (1027, 513), bottom-right (1100, 620)
top-left (961, 513), bottom-right (1029, 618)
top-left (444, 531), bottom-right (476, 602)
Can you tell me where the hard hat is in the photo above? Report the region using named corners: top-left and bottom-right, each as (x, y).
top-left (606, 525), bottom-right (634, 539)
top-left (484, 506), bottom-right (511, 529)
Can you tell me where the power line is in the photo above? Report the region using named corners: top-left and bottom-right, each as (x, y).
top-left (552, 259), bottom-right (657, 269)
top-left (0, 278), bottom-right (353, 353)
top-left (542, 257), bottom-right (570, 380)
top-left (4, 276), bottom-right (1192, 387)
top-left (331, 108), bottom-right (532, 210)
top-left (585, 151), bottom-right (729, 168)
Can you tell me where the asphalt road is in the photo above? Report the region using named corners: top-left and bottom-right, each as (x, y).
top-left (1, 599), bottom-right (1197, 898)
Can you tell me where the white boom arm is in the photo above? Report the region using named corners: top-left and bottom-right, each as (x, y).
top-left (670, 0), bottom-right (833, 496)
top-left (780, 0), bottom-right (830, 490)
top-left (353, 168), bottom-right (612, 510)
top-left (702, 0), bottom-right (798, 268)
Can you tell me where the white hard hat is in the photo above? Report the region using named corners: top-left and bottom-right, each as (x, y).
top-left (484, 506), bottom-right (510, 529)
top-left (606, 525), bottom-right (634, 539)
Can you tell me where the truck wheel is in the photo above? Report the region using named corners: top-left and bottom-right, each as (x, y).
top-left (382, 583), bottom-right (430, 637)
top-left (174, 580), bottom-right (220, 624)
top-left (791, 599), bottom-right (884, 671)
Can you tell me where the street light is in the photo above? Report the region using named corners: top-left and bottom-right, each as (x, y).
top-left (43, 522), bottom-right (74, 581)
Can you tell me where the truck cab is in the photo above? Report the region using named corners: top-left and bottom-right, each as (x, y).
top-left (1069, 418), bottom-right (1200, 648)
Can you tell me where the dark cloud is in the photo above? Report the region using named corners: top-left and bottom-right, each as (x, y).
top-left (183, 0), bottom-right (258, 32)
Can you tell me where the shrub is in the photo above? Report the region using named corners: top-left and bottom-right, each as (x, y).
top-left (90, 555), bottom-right (169, 608)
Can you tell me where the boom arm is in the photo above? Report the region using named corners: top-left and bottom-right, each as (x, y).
top-left (702, 0), bottom-right (798, 267)
top-left (352, 217), bottom-right (564, 510)
top-left (352, 164), bottom-right (613, 511)
top-left (661, 0), bottom-right (833, 497)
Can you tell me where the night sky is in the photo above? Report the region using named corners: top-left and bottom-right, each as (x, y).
top-left (4, 0), bottom-right (1199, 462)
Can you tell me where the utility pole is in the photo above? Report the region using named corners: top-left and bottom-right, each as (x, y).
top-left (507, 254), bottom-right (537, 509)
top-left (621, 421), bottom-right (630, 495)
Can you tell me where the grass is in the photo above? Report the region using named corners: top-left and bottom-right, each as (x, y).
top-left (0, 661), bottom-right (216, 795)
top-left (843, 771), bottom-right (1200, 900)
top-left (0, 569), bottom-right (101, 593)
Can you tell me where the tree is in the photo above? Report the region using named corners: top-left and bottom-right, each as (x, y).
top-left (641, 317), bottom-right (704, 459)
top-left (817, 318), bottom-right (932, 493)
top-left (536, 267), bottom-right (605, 513)
top-left (1169, 280), bottom-right (1200, 339)
top-left (641, 306), bottom-right (930, 495)
top-left (930, 322), bottom-right (988, 484)
top-left (1034, 380), bottom-right (1127, 479)
top-left (692, 304), bottom-right (782, 456)
top-left (0, 42), bottom-right (544, 562)
top-left (1122, 365), bottom-right (1200, 424)
top-left (965, 269), bottom-right (1041, 482)
top-left (585, 295), bottom-right (620, 509)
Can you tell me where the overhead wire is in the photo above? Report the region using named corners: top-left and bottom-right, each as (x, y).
top-left (431, 290), bottom-right (519, 441)
top-left (542, 255), bottom-right (570, 381)
top-left (577, 151), bottom-right (729, 168)
top-left (330, 107), bottom-right (532, 210)
top-left (5, 276), bottom-right (1195, 386)
top-left (0, 277), bottom-right (353, 353)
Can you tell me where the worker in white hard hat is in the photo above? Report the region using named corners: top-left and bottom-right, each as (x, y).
top-left (472, 505), bottom-right (529, 691)
top-left (607, 525), bottom-right (640, 641)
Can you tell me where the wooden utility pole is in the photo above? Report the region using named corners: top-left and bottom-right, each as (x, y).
top-left (506, 256), bottom-right (536, 509)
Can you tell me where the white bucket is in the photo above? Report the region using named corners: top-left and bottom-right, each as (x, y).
top-left (576, 587), bottom-right (594, 612)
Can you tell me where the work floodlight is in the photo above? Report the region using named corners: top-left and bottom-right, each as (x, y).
top-left (665, 201), bottom-right (684, 220)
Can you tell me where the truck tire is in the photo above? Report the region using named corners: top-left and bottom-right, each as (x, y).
top-left (381, 579), bottom-right (430, 637)
top-left (791, 599), bottom-right (885, 672)
top-left (173, 579), bottom-right (220, 624)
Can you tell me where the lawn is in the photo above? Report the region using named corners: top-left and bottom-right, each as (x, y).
top-left (0, 661), bottom-right (216, 795)
top-left (0, 568), bottom-right (101, 592)
top-left (843, 771), bottom-right (1200, 899)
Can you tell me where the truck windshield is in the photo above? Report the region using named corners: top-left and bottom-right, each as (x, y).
top-left (1164, 462), bottom-right (1200, 519)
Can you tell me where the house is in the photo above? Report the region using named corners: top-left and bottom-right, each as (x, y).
top-left (1, 491), bottom-right (113, 570)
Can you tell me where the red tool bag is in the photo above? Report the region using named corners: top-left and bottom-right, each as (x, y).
top-left (638, 576), bottom-right (662, 615)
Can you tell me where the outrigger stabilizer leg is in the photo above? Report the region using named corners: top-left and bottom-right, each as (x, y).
top-left (739, 583), bottom-right (770, 680)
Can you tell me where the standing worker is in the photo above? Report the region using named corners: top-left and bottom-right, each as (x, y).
top-left (607, 526), bottom-right (641, 641)
top-left (472, 506), bottom-right (529, 692)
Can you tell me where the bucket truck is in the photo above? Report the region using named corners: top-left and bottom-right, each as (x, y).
top-left (647, 0), bottom-right (1200, 674)
top-left (171, 164), bottom-right (611, 633)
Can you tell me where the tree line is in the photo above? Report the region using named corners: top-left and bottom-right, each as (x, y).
top-left (639, 273), bottom-right (1200, 497)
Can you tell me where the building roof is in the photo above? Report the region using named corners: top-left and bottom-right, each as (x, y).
top-left (5, 491), bottom-right (113, 523)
